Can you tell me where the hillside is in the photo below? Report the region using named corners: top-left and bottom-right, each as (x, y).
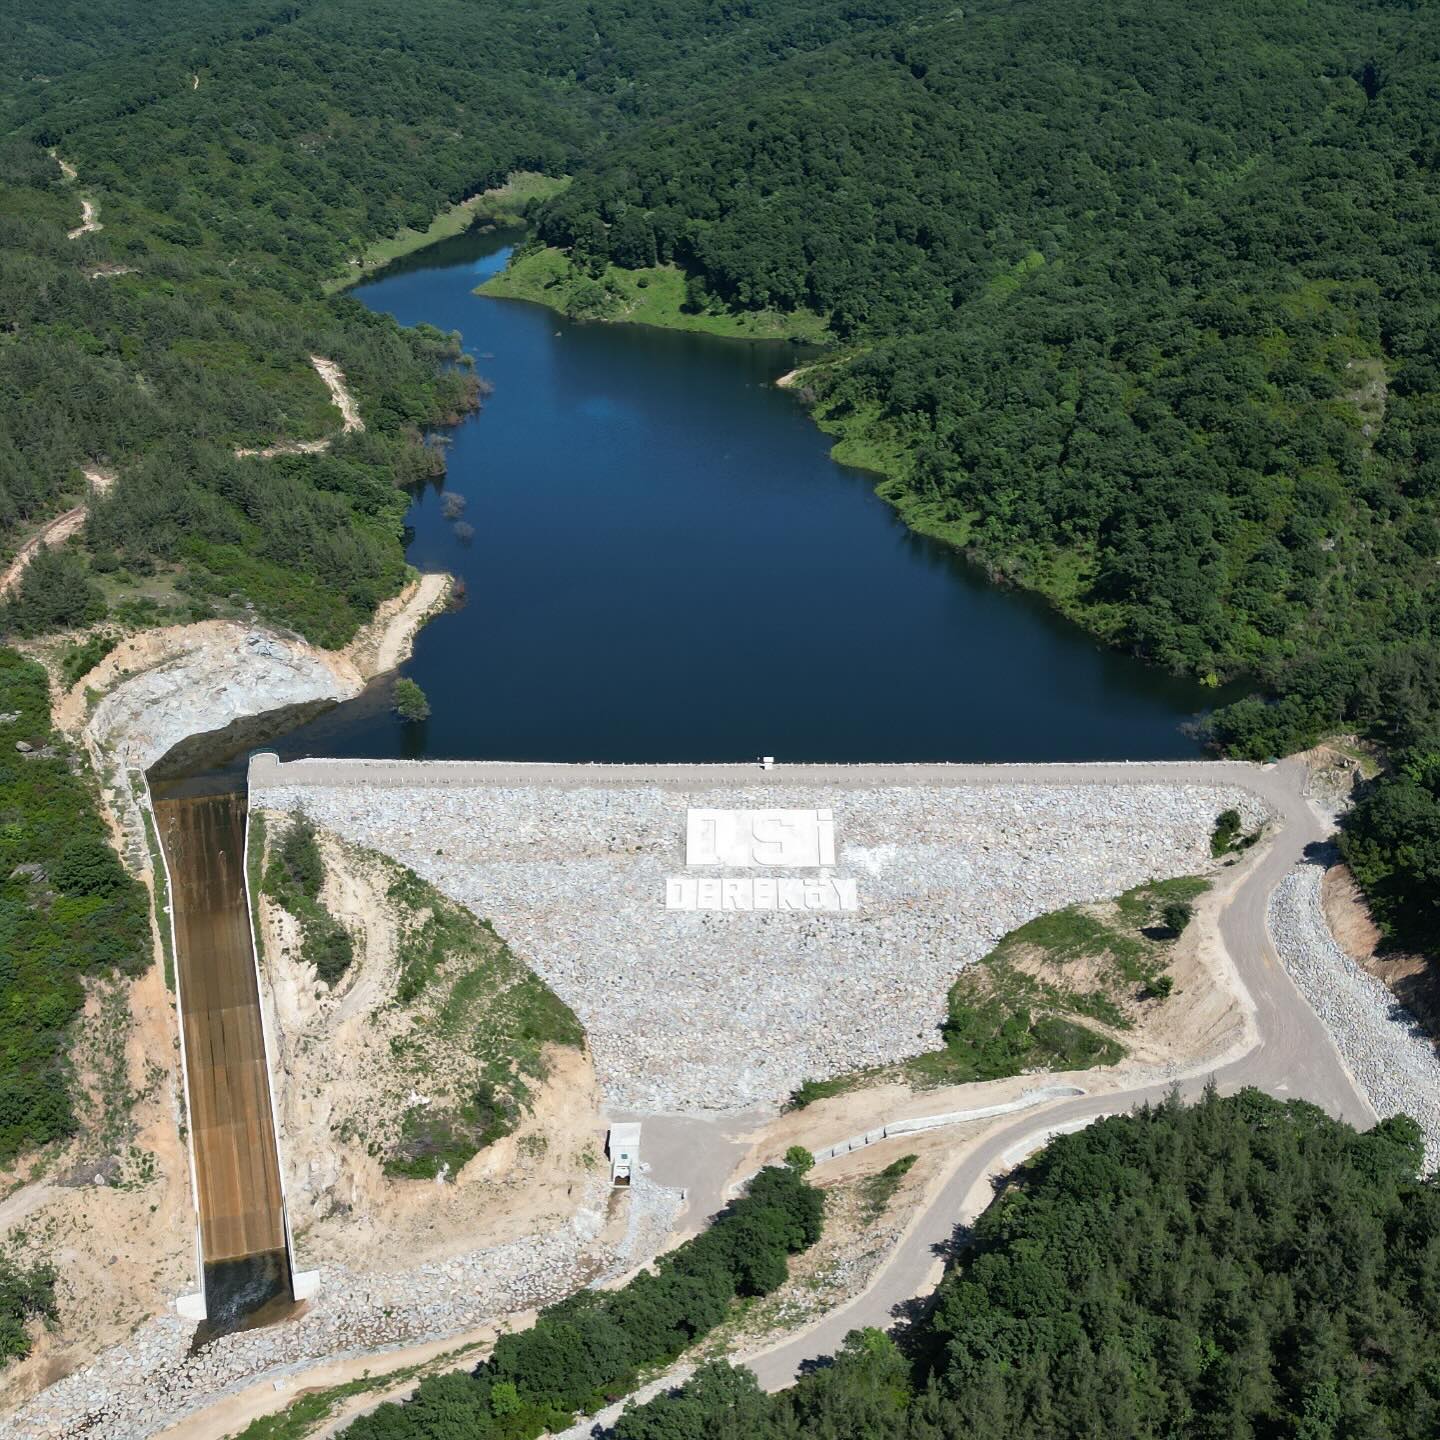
top-left (4, 0), bottom-right (1440, 1170)
top-left (613, 1091), bottom-right (1440, 1440)
top-left (524, 0), bottom-right (1440, 761)
top-left (0, 0), bottom-right (929, 646)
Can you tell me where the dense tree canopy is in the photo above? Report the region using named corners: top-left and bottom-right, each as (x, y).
top-left (612, 1091), bottom-right (1440, 1440)
top-left (532, 0), bottom-right (1440, 765)
top-left (1341, 748), bottom-right (1440, 952)
top-left (0, 649), bottom-right (149, 1162)
top-left (0, 0), bottom-right (932, 646)
top-left (509, 0), bottom-right (1440, 953)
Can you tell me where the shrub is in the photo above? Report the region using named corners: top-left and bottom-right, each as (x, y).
top-left (784, 1145), bottom-right (814, 1174)
top-left (59, 630), bottom-right (118, 687)
top-left (51, 837), bottom-right (130, 897)
top-left (262, 813), bottom-right (353, 987)
top-left (1161, 900), bottom-right (1194, 936)
top-left (1211, 808), bottom-right (1243, 856)
top-left (264, 812), bottom-right (323, 900)
top-left (0, 1255), bottom-right (57, 1364)
top-left (392, 677), bottom-right (431, 722)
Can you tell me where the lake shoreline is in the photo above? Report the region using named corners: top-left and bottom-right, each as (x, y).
top-left (322, 227), bottom-right (1222, 761)
top-left (474, 240), bottom-right (1250, 712)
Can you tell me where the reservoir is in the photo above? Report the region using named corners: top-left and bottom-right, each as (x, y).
top-left (272, 228), bottom-right (1226, 763)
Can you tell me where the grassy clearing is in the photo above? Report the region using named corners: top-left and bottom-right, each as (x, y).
top-left (326, 173), bottom-right (570, 292)
top-left (374, 858), bottom-right (581, 1179)
top-left (479, 246), bottom-right (830, 342)
top-left (788, 876), bottom-right (1211, 1109)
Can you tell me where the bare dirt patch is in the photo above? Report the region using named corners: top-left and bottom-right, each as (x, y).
top-left (309, 356), bottom-right (364, 434)
top-left (0, 963), bottom-right (191, 1413)
top-left (255, 821), bottom-right (604, 1275)
top-left (341, 572), bottom-right (452, 680)
top-left (1299, 737), bottom-right (1378, 821)
top-left (67, 196), bottom-right (101, 241)
top-left (234, 437), bottom-right (332, 460)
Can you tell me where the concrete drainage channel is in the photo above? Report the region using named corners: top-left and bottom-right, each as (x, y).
top-left (149, 777), bottom-right (315, 1327)
top-left (808, 1085), bottom-right (1088, 1165)
top-left (725, 1085), bottom-right (1089, 1198)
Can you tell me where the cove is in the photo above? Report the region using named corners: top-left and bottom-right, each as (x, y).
top-left (271, 227), bottom-right (1229, 764)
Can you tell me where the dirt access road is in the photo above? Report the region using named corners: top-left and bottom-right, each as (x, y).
top-left (0, 469), bottom-right (114, 599)
top-left (743, 754), bottom-right (1372, 1388)
top-left (0, 506), bottom-right (87, 598)
top-left (233, 356), bottom-right (364, 457)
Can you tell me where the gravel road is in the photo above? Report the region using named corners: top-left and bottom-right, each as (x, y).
top-left (742, 756), bottom-right (1377, 1389)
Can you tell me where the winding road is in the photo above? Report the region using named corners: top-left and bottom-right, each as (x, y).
top-left (0, 469), bottom-right (114, 600)
top-left (250, 753), bottom-right (1378, 1392)
top-left (25, 757), bottom-right (1371, 1439)
top-left (742, 755), bottom-right (1374, 1388)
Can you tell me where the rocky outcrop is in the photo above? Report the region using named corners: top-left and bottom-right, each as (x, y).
top-left (82, 625), bottom-right (360, 775)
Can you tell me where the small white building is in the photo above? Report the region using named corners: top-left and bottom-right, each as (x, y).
top-left (607, 1123), bottom-right (641, 1186)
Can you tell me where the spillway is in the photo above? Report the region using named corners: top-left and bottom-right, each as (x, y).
top-left (154, 786), bottom-right (294, 1326)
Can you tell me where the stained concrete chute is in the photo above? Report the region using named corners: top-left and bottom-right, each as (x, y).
top-left (153, 783), bottom-right (297, 1323)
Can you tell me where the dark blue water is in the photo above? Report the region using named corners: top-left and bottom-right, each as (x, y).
top-left (270, 228), bottom-right (1228, 763)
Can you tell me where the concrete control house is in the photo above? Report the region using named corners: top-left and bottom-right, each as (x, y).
top-left (608, 1123), bottom-right (641, 1185)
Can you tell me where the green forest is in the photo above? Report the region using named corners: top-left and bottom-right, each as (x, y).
top-left (533, 0), bottom-right (1440, 750)
top-left (517, 0), bottom-right (1440, 956)
top-left (611, 1092), bottom-right (1440, 1440)
top-left (0, 1), bottom-right (943, 1177)
top-left (2, 0), bottom-right (931, 648)
top-left (0, 649), bottom-right (149, 1162)
top-left (4, 0), bottom-right (1440, 1161)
